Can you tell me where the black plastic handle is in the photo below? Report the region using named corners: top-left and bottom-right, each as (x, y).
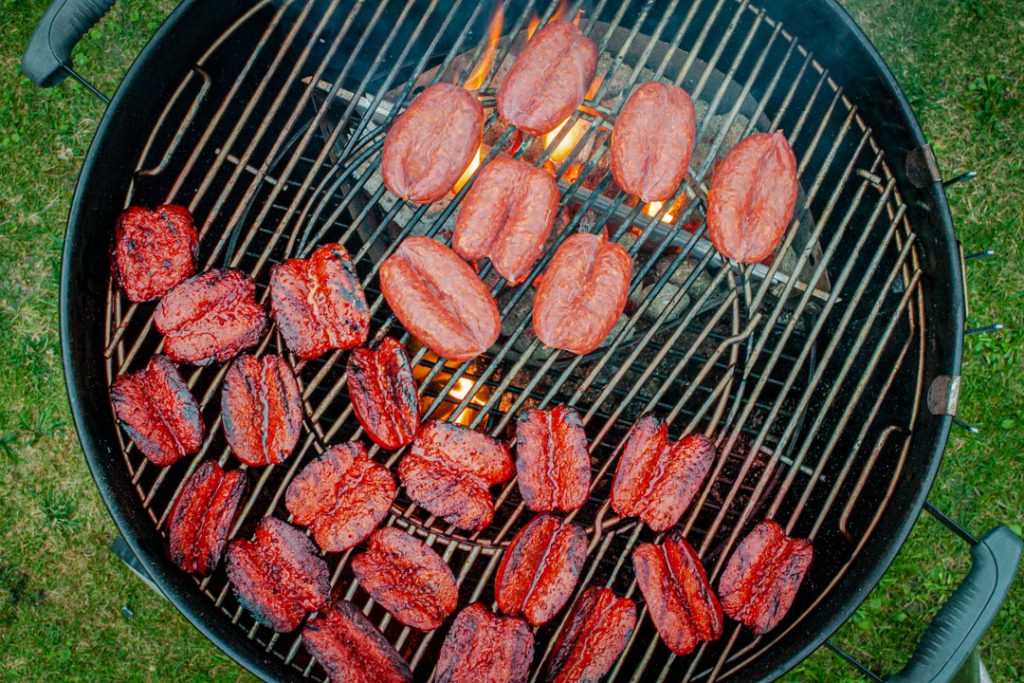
top-left (888, 525), bottom-right (1022, 682)
top-left (21, 0), bottom-right (116, 88)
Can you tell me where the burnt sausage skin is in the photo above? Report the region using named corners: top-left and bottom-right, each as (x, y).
top-left (453, 156), bottom-right (559, 284)
top-left (382, 83), bottom-right (484, 204)
top-left (497, 21), bottom-right (598, 136)
top-left (533, 233), bottom-right (632, 355)
top-left (611, 82), bottom-right (696, 202)
top-left (380, 236), bottom-right (501, 362)
top-left (706, 131), bottom-right (798, 263)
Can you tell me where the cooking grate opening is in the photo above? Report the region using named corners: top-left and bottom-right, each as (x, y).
top-left (103, 0), bottom-right (927, 680)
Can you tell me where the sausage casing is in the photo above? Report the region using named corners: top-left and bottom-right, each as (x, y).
top-left (380, 236), bottom-right (501, 362)
top-left (532, 233), bottom-right (632, 355)
top-left (706, 131), bottom-right (798, 263)
top-left (382, 83), bottom-right (483, 204)
top-left (453, 156), bottom-right (559, 284)
top-left (497, 21), bottom-right (598, 136)
top-left (611, 82), bottom-right (696, 202)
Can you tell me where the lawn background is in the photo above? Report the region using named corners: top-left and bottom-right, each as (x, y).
top-left (0, 0), bottom-right (1020, 681)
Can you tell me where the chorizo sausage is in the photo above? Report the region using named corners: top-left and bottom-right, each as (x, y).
top-left (398, 419), bottom-right (515, 532)
top-left (494, 513), bottom-right (587, 626)
top-left (114, 204), bottom-right (198, 302)
top-left (610, 414), bottom-right (716, 532)
top-left (268, 242), bottom-right (370, 360)
top-left (435, 604), bottom-right (534, 683)
top-left (380, 236), bottom-right (501, 362)
top-left (225, 517), bottom-right (330, 633)
top-left (706, 130), bottom-right (798, 263)
top-left (547, 587), bottom-right (637, 683)
top-left (154, 268), bottom-right (268, 366)
top-left (382, 83), bottom-right (484, 204)
top-left (514, 405), bottom-right (590, 513)
top-left (350, 527), bottom-right (459, 631)
top-left (718, 519), bottom-right (813, 634)
top-left (532, 232), bottom-right (632, 355)
top-left (110, 355), bottom-right (204, 467)
top-left (611, 82), bottom-right (696, 202)
top-left (302, 601), bottom-right (413, 683)
top-left (497, 21), bottom-right (598, 136)
top-left (167, 461), bottom-right (247, 576)
top-left (345, 337), bottom-right (420, 450)
top-left (632, 532), bottom-right (723, 655)
top-left (453, 156), bottom-right (559, 284)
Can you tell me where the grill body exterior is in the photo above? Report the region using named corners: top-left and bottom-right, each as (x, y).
top-left (54, 0), bottom-right (970, 681)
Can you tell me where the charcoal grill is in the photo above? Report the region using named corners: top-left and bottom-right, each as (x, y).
top-left (24, 0), bottom-right (1021, 680)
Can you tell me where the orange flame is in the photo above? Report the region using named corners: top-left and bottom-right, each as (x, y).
top-left (464, 4), bottom-right (505, 91)
top-left (528, 0), bottom-right (568, 39)
top-left (644, 201), bottom-right (675, 223)
top-left (551, 0), bottom-right (568, 23)
top-left (544, 118), bottom-right (589, 163)
top-left (449, 377), bottom-right (475, 401)
top-left (527, 14), bottom-right (541, 39)
top-left (453, 146), bottom-right (483, 193)
top-left (584, 72), bottom-right (604, 103)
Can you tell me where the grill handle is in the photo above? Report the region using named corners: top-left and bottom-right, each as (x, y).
top-left (21, 0), bottom-right (116, 88)
top-left (888, 524), bottom-right (1022, 682)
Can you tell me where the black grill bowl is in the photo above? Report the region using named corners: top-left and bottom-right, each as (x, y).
top-left (60, 0), bottom-right (961, 680)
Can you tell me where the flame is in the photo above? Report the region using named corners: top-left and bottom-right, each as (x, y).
top-left (552, 0), bottom-right (568, 23)
top-left (453, 146), bottom-right (483, 193)
top-left (544, 118), bottom-right (589, 163)
top-left (584, 72), bottom-right (604, 103)
top-left (464, 4), bottom-right (504, 91)
top-left (449, 377), bottom-right (475, 401)
top-left (644, 201), bottom-right (675, 223)
top-left (526, 15), bottom-right (540, 39)
top-left (527, 0), bottom-right (567, 40)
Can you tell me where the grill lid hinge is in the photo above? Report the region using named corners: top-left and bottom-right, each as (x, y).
top-left (906, 143), bottom-right (943, 188)
top-left (928, 375), bottom-right (961, 416)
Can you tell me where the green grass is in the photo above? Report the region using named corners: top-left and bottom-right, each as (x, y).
top-left (0, 0), bottom-right (1020, 681)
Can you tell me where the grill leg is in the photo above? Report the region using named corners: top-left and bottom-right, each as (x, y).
top-left (110, 535), bottom-right (164, 598)
top-left (949, 650), bottom-right (992, 683)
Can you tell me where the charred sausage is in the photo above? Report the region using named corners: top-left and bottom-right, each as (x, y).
top-left (221, 354), bottom-right (303, 467)
top-left (611, 414), bottom-right (716, 532)
top-left (382, 83), bottom-right (484, 204)
top-left (269, 242), bottom-right (370, 360)
top-left (398, 419), bottom-right (515, 532)
top-left (285, 442), bottom-right (396, 552)
top-left (514, 405), bottom-right (590, 513)
top-left (547, 588), bottom-right (637, 683)
top-left (435, 604), bottom-right (534, 683)
top-left (453, 156), bottom-right (559, 284)
top-left (632, 532), bottom-right (723, 655)
top-left (495, 514), bottom-right (587, 626)
top-left (718, 519), bottom-right (813, 634)
top-left (350, 527), bottom-right (459, 631)
top-left (154, 268), bottom-right (268, 366)
top-left (497, 21), bottom-right (598, 136)
top-left (380, 236), bottom-right (501, 362)
top-left (706, 131), bottom-right (798, 263)
top-left (225, 517), bottom-right (330, 633)
top-left (167, 461), bottom-right (247, 576)
top-left (110, 355), bottom-right (204, 467)
top-left (302, 601), bottom-right (413, 683)
top-left (611, 82), bottom-right (696, 202)
top-left (532, 232), bottom-right (632, 355)
top-left (114, 205), bottom-right (198, 302)
top-left (346, 338), bottom-right (420, 450)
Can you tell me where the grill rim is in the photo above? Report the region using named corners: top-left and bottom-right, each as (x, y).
top-left (59, 0), bottom-right (963, 681)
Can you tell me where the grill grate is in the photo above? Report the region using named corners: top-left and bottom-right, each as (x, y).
top-left (103, 0), bottom-right (925, 680)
